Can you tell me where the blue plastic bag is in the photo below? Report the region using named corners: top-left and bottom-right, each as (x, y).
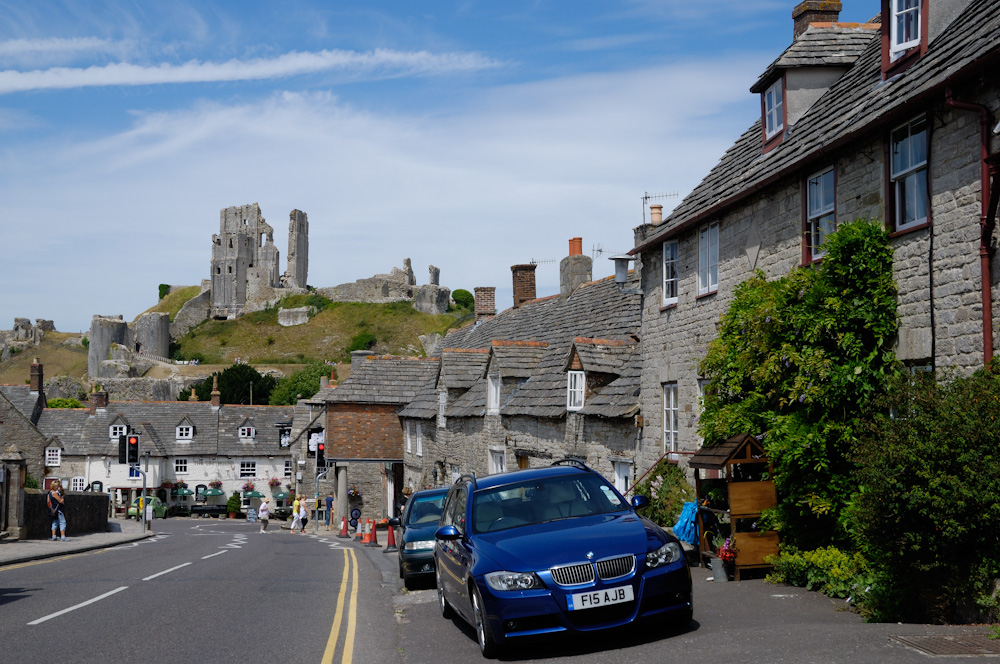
top-left (672, 501), bottom-right (698, 544)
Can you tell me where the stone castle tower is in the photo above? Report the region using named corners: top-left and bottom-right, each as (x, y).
top-left (210, 203), bottom-right (309, 319)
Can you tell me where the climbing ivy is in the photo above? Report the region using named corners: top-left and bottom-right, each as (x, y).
top-left (698, 219), bottom-right (899, 549)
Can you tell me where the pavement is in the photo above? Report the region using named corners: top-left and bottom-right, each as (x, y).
top-left (0, 517), bottom-right (153, 567)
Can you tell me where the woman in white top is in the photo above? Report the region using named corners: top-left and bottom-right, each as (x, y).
top-left (258, 498), bottom-right (270, 534)
top-left (299, 501), bottom-right (309, 534)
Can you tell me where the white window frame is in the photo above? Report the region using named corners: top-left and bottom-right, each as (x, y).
top-left (239, 461), bottom-right (256, 478)
top-left (890, 0), bottom-right (921, 58)
top-left (612, 460), bottom-right (632, 494)
top-left (45, 447), bottom-right (61, 467)
top-left (437, 391), bottom-right (447, 429)
top-left (129, 466), bottom-right (141, 479)
top-left (176, 425), bottom-right (193, 440)
top-left (662, 383), bottom-right (679, 461)
top-left (415, 422), bottom-right (423, 457)
top-left (110, 424), bottom-right (126, 439)
top-left (487, 374), bottom-right (501, 415)
top-left (239, 426), bottom-right (256, 440)
top-left (807, 167), bottom-right (836, 259)
top-left (405, 421), bottom-right (413, 454)
top-left (174, 458), bottom-right (189, 474)
top-left (763, 78), bottom-right (784, 139)
top-left (71, 476), bottom-right (86, 492)
top-left (489, 450), bottom-right (506, 475)
top-left (661, 240), bottom-right (679, 306)
top-left (284, 459), bottom-right (292, 477)
top-left (567, 371), bottom-right (585, 411)
top-left (890, 117), bottom-right (929, 231)
top-left (698, 222), bottom-right (719, 296)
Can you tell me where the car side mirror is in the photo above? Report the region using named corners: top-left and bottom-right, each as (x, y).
top-left (387, 517), bottom-right (401, 527)
top-left (435, 525), bottom-right (461, 541)
top-left (631, 495), bottom-right (650, 510)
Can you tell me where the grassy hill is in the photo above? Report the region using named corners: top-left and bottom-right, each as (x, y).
top-left (0, 293), bottom-right (471, 388)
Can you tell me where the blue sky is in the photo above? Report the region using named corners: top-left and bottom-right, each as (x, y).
top-left (0, 0), bottom-right (879, 334)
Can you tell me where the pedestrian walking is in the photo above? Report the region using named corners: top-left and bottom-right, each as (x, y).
top-left (48, 480), bottom-right (67, 541)
top-left (289, 495), bottom-right (302, 533)
top-left (299, 499), bottom-right (309, 534)
top-left (258, 497), bottom-right (270, 533)
top-left (325, 491), bottom-right (334, 531)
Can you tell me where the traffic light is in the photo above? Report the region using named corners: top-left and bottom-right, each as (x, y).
top-left (118, 435), bottom-right (127, 464)
top-left (126, 434), bottom-right (140, 464)
top-left (316, 442), bottom-right (325, 468)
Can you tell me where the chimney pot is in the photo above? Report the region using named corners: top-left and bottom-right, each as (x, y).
top-left (560, 238), bottom-right (593, 296)
top-left (792, 1), bottom-right (842, 39)
top-left (569, 237), bottom-right (583, 256)
top-left (649, 205), bottom-right (663, 225)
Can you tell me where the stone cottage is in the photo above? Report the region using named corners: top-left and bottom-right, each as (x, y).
top-left (628, 0), bottom-right (1000, 466)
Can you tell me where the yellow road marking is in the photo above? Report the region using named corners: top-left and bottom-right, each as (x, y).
top-left (321, 548), bottom-right (358, 664)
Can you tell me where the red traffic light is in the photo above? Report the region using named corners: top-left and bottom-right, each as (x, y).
top-left (317, 443), bottom-right (325, 452)
top-left (127, 435), bottom-right (139, 446)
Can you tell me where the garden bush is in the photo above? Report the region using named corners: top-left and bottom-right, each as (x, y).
top-left (346, 331), bottom-right (377, 353)
top-left (47, 398), bottom-right (82, 409)
top-left (270, 363), bottom-right (332, 405)
top-left (851, 366), bottom-right (1000, 623)
top-left (451, 289), bottom-right (474, 310)
top-left (767, 545), bottom-right (872, 607)
top-left (630, 459), bottom-right (696, 529)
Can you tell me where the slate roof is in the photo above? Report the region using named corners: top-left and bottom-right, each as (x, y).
top-left (440, 349), bottom-right (489, 389)
top-left (0, 384), bottom-right (45, 424)
top-left (570, 337), bottom-right (638, 375)
top-left (579, 351), bottom-right (642, 419)
top-left (397, 381), bottom-right (440, 420)
top-left (635, 0), bottom-right (1000, 252)
top-left (324, 356), bottom-right (440, 406)
top-left (750, 25), bottom-right (876, 93)
top-left (441, 275), bottom-right (643, 420)
top-left (35, 401), bottom-right (294, 457)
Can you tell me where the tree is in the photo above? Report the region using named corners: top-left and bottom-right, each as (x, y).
top-left (698, 220), bottom-right (899, 548)
top-left (452, 289), bottom-right (474, 310)
top-left (270, 363), bottom-right (332, 405)
top-left (178, 363), bottom-right (277, 405)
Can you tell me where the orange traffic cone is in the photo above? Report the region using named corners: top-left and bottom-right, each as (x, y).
top-left (385, 521), bottom-right (398, 552)
top-left (338, 516), bottom-right (350, 539)
top-left (367, 519), bottom-right (382, 548)
top-left (354, 517), bottom-right (365, 542)
top-left (362, 519), bottom-right (372, 544)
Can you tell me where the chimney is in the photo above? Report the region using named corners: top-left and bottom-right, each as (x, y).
top-left (30, 357), bottom-right (43, 393)
top-left (88, 384), bottom-right (108, 415)
top-left (320, 376), bottom-right (329, 389)
top-left (792, 1), bottom-right (842, 39)
top-left (188, 387), bottom-right (198, 402)
top-left (560, 238), bottom-right (593, 296)
top-left (649, 204), bottom-right (663, 225)
top-left (351, 349), bottom-right (372, 369)
top-left (474, 287), bottom-right (496, 323)
top-left (210, 375), bottom-right (221, 409)
top-left (511, 264), bottom-right (537, 308)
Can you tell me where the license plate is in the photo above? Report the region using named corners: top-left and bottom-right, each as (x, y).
top-left (567, 585), bottom-right (634, 611)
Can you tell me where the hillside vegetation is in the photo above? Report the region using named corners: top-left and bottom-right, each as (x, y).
top-left (0, 333), bottom-right (89, 385)
top-left (138, 285), bottom-right (202, 322)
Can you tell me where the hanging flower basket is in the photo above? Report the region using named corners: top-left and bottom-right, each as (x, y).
top-left (209, 480), bottom-right (223, 489)
top-left (241, 481), bottom-right (256, 492)
top-left (161, 481), bottom-right (175, 489)
top-left (347, 486), bottom-right (362, 499)
top-left (268, 478), bottom-right (282, 488)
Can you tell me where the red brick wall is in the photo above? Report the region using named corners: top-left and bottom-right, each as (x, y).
top-left (327, 403), bottom-right (403, 459)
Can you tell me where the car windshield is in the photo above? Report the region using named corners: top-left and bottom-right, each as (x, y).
top-left (406, 494), bottom-right (445, 526)
top-left (472, 473), bottom-right (629, 534)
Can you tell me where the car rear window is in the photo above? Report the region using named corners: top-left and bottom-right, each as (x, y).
top-left (472, 474), bottom-right (628, 534)
top-left (406, 494), bottom-right (445, 525)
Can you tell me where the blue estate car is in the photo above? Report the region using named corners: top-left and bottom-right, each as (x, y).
top-left (390, 487), bottom-right (449, 589)
top-left (434, 460), bottom-right (692, 657)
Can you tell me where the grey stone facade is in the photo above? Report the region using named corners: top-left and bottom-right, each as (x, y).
top-left (631, 4), bottom-right (1000, 469)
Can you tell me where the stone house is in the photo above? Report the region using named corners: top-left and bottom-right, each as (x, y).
top-left (0, 358), bottom-right (49, 482)
top-left (628, 0), bottom-right (1000, 467)
top-left (398, 239), bottom-right (645, 494)
top-left (34, 386), bottom-right (295, 513)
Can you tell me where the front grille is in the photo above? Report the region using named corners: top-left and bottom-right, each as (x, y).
top-left (550, 563), bottom-right (595, 586)
top-left (596, 555), bottom-right (635, 580)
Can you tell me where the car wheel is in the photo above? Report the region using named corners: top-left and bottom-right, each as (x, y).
top-left (471, 585), bottom-right (498, 659)
top-left (436, 568), bottom-right (453, 619)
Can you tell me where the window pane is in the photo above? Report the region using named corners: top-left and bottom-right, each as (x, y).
top-left (891, 127), bottom-right (909, 175)
top-left (910, 118), bottom-right (927, 166)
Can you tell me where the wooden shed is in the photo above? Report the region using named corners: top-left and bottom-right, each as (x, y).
top-left (689, 433), bottom-right (779, 580)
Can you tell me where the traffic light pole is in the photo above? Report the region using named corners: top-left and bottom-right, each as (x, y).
top-left (132, 463), bottom-right (148, 532)
top-left (313, 468), bottom-right (328, 535)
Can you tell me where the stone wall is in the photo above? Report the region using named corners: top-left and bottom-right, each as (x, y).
top-left (0, 401), bottom-right (47, 481)
top-left (170, 284), bottom-right (212, 338)
top-left (131, 312), bottom-right (170, 359)
top-left (101, 377), bottom-right (179, 402)
top-left (24, 489), bottom-right (110, 539)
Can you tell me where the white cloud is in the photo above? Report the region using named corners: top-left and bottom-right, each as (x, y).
top-left (0, 54), bottom-right (766, 332)
top-left (0, 47), bottom-right (502, 94)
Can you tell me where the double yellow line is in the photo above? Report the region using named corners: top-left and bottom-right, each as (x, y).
top-left (322, 548), bottom-right (359, 664)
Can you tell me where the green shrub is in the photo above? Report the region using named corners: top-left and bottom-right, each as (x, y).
top-left (452, 289), bottom-right (474, 310)
top-left (850, 366), bottom-right (1000, 623)
top-left (346, 331), bottom-right (377, 354)
top-left (158, 284), bottom-right (171, 300)
top-left (767, 545), bottom-right (872, 605)
top-left (630, 459), bottom-right (696, 528)
top-left (226, 492), bottom-right (242, 515)
top-left (81, 336), bottom-right (89, 349)
top-left (270, 363), bottom-right (332, 405)
top-left (24, 473), bottom-right (40, 489)
top-left (47, 398), bottom-right (82, 409)
top-left (176, 363), bottom-right (276, 404)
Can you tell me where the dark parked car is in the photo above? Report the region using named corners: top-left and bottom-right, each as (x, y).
top-left (389, 488), bottom-right (448, 589)
top-left (434, 460), bottom-right (692, 657)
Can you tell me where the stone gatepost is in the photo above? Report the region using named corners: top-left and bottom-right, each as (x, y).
top-left (2, 446), bottom-right (28, 540)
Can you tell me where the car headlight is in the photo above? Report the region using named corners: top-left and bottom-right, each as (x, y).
top-left (485, 571), bottom-right (544, 591)
top-left (404, 540), bottom-right (435, 551)
top-left (646, 541), bottom-right (683, 569)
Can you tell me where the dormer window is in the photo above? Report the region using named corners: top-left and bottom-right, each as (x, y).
top-left (763, 79), bottom-right (784, 140)
top-left (891, 0), bottom-right (921, 59)
top-left (239, 426), bottom-right (256, 440)
top-left (110, 424), bottom-right (126, 439)
top-left (567, 371), bottom-right (585, 411)
top-left (176, 425), bottom-right (193, 440)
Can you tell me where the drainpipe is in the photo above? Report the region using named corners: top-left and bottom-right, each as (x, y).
top-left (945, 88), bottom-right (994, 365)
